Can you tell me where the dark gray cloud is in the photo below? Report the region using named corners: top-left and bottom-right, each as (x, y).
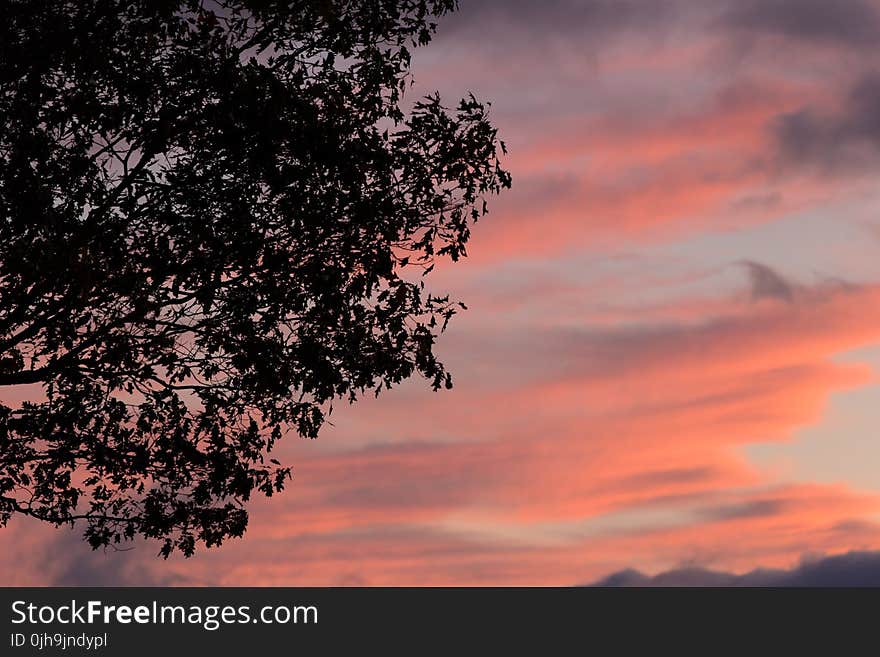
top-left (740, 261), bottom-right (795, 303)
top-left (774, 73), bottom-right (880, 171)
top-left (720, 0), bottom-right (880, 46)
top-left (444, 0), bottom-right (880, 47)
top-left (590, 550), bottom-right (880, 586)
top-left (698, 498), bottom-right (786, 522)
top-left (44, 530), bottom-right (190, 586)
top-left (442, 0), bottom-right (674, 39)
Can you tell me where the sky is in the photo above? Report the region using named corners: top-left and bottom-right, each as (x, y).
top-left (6, 0), bottom-right (880, 585)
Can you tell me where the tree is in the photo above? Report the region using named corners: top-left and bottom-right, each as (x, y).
top-left (0, 0), bottom-right (509, 556)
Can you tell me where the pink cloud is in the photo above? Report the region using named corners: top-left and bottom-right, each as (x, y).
top-left (0, 274), bottom-right (868, 584)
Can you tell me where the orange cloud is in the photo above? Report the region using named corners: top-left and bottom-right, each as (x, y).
top-left (19, 276), bottom-right (867, 585)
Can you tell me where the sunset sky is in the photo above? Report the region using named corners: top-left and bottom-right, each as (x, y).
top-left (6, 0), bottom-right (880, 585)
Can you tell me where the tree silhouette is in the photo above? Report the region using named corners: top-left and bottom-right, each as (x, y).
top-left (0, 0), bottom-right (509, 556)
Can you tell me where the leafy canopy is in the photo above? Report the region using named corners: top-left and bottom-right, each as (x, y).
top-left (0, 0), bottom-right (509, 556)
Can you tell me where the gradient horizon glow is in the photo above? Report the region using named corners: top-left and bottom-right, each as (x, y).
top-left (5, 0), bottom-right (880, 585)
